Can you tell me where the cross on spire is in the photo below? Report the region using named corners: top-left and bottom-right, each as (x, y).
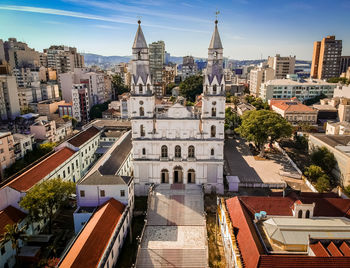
top-left (215, 10), bottom-right (220, 24)
top-left (137, 15), bottom-right (142, 24)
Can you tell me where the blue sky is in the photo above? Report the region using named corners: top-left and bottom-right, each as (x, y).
top-left (0, 0), bottom-right (349, 60)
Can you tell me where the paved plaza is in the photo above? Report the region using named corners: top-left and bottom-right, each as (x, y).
top-left (135, 184), bottom-right (208, 267)
top-left (224, 137), bottom-right (300, 185)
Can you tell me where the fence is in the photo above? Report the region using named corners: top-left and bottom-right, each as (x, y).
top-left (238, 182), bottom-right (287, 189)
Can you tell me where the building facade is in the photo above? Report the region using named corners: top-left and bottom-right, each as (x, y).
top-left (267, 54), bottom-right (296, 79)
top-left (249, 64), bottom-right (274, 96)
top-left (311, 36), bottom-right (342, 79)
top-left (0, 75), bottom-right (20, 120)
top-left (131, 21), bottom-right (224, 195)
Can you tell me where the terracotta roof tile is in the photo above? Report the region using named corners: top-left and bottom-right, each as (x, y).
top-left (0, 206), bottom-right (26, 237)
top-left (59, 198), bottom-right (125, 268)
top-left (328, 242), bottom-right (343, 256)
top-left (340, 242), bottom-right (350, 256)
top-left (272, 101), bottom-right (316, 112)
top-left (7, 147), bottom-right (75, 192)
top-left (68, 126), bottom-right (100, 147)
top-left (258, 255), bottom-right (350, 267)
top-left (310, 242), bottom-right (330, 257)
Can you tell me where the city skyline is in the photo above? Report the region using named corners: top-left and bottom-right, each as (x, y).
top-left (1, 0), bottom-right (350, 60)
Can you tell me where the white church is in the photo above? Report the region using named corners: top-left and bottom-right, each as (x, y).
top-left (130, 20), bottom-right (225, 195)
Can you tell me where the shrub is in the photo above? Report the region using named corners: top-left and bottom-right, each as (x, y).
top-left (315, 175), bottom-right (330, 193)
top-left (304, 165), bottom-right (324, 183)
top-left (311, 146), bottom-right (336, 174)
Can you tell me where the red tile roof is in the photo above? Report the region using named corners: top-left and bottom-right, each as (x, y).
top-left (59, 198), bottom-right (125, 268)
top-left (0, 206), bottom-right (26, 237)
top-left (225, 196), bottom-right (350, 268)
top-left (68, 126), bottom-right (100, 147)
top-left (310, 242), bottom-right (329, 257)
top-left (7, 147), bottom-right (75, 192)
top-left (272, 101), bottom-right (316, 112)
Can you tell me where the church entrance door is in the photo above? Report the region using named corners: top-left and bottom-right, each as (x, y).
top-left (173, 166), bottom-right (183, 183)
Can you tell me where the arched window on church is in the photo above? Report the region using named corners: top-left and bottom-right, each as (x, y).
top-left (211, 148), bottom-right (215, 156)
top-left (139, 84), bottom-right (143, 94)
top-left (298, 210), bottom-right (303, 218)
top-left (188, 146), bottom-right (195, 158)
top-left (147, 84), bottom-right (151, 92)
top-left (140, 125), bottom-right (145, 137)
top-left (211, 125), bottom-right (216, 138)
top-left (161, 145), bottom-right (168, 158)
top-left (139, 107), bottom-right (144, 116)
top-left (213, 85), bottom-right (217, 94)
top-left (137, 51), bottom-right (141, 60)
top-left (142, 148), bottom-right (146, 155)
top-left (305, 210), bottom-right (310, 218)
top-left (212, 107), bottom-right (216, 117)
top-left (175, 145), bottom-right (181, 158)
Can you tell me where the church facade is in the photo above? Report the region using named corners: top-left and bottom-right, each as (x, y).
top-left (130, 20), bottom-right (225, 195)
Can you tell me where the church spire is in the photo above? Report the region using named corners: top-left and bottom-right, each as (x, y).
top-left (133, 20), bottom-right (148, 49)
top-left (209, 20), bottom-right (223, 49)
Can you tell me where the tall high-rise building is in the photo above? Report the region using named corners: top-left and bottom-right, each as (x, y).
top-left (43, 45), bottom-right (84, 73)
top-left (340, 56), bottom-right (350, 75)
top-left (181, 56), bottom-right (198, 79)
top-left (130, 20), bottom-right (224, 196)
top-left (149, 40), bottom-right (165, 93)
top-left (267, 54), bottom-right (296, 79)
top-left (3, 38), bottom-right (40, 68)
top-left (0, 75), bottom-right (20, 120)
top-left (249, 64), bottom-right (274, 97)
top-left (311, 36), bottom-right (342, 79)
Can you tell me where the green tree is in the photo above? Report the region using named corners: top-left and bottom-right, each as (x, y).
top-left (62, 115), bottom-right (78, 128)
top-left (111, 74), bottom-right (129, 98)
top-left (310, 146), bottom-right (336, 174)
top-left (303, 93), bottom-right (327, 106)
top-left (89, 102), bottom-right (110, 120)
top-left (304, 165), bottom-right (325, 183)
top-left (235, 110), bottom-right (292, 157)
top-left (20, 107), bottom-right (34, 115)
top-left (327, 77), bottom-right (349, 85)
top-left (225, 107), bottom-right (241, 132)
top-left (166, 83), bottom-right (176, 95)
top-left (39, 142), bottom-right (56, 154)
top-left (244, 95), bottom-right (269, 110)
top-left (0, 223), bottom-right (27, 263)
top-left (315, 175), bottom-right (331, 193)
top-left (179, 75), bottom-right (203, 102)
top-left (19, 178), bottom-right (75, 234)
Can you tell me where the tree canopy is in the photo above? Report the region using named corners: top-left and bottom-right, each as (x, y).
top-left (111, 74), bottom-right (129, 98)
top-left (19, 178), bottom-right (75, 234)
top-left (304, 165), bottom-right (325, 183)
top-left (310, 146), bottom-right (336, 174)
top-left (0, 223), bottom-right (27, 261)
top-left (244, 95), bottom-right (269, 110)
top-left (327, 77), bottom-right (350, 85)
top-left (225, 107), bottom-right (241, 132)
top-left (235, 110), bottom-right (292, 156)
top-left (89, 101), bottom-right (110, 120)
top-left (179, 75), bottom-right (203, 102)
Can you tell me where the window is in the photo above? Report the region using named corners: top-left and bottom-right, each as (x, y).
top-left (120, 190), bottom-right (125, 197)
top-left (211, 125), bottom-right (216, 137)
top-left (211, 148), bottom-right (214, 156)
top-left (213, 85), bottom-right (217, 94)
top-left (139, 84), bottom-right (143, 94)
top-left (100, 190), bottom-right (105, 197)
top-left (298, 210), bottom-right (302, 218)
top-left (63, 170), bottom-right (66, 178)
top-left (68, 166), bottom-right (70, 174)
top-left (187, 169), bottom-right (195, 183)
top-left (161, 169), bottom-right (169, 183)
top-left (76, 159), bottom-right (78, 168)
top-left (305, 210), bottom-right (310, 218)
top-left (175, 145), bottom-right (181, 158)
top-left (80, 190), bottom-right (85, 197)
top-left (161, 145), bottom-right (168, 158)
top-left (140, 125), bottom-right (145, 137)
top-left (139, 107), bottom-right (144, 116)
top-left (188, 146), bottom-right (195, 158)
top-left (142, 148), bottom-right (146, 155)
top-left (137, 51), bottom-right (141, 60)
top-left (212, 107), bottom-right (216, 117)
top-left (72, 163), bottom-right (74, 171)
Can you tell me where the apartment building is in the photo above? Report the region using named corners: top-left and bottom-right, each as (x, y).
top-left (38, 66), bottom-right (57, 82)
top-left (340, 56), bottom-right (350, 74)
top-left (0, 75), bottom-right (20, 120)
top-left (37, 100), bottom-right (65, 116)
top-left (249, 64), bottom-right (274, 96)
top-left (181, 56), bottom-right (198, 80)
top-left (149, 41), bottom-right (165, 84)
top-left (13, 133), bottom-right (34, 160)
top-left (58, 102), bottom-right (73, 118)
top-left (334, 84), bottom-right (350, 98)
top-left (72, 84), bottom-right (90, 123)
top-left (0, 132), bottom-right (15, 178)
top-left (311, 36), bottom-right (342, 79)
top-left (42, 45), bottom-right (84, 73)
top-left (267, 54), bottom-right (296, 79)
top-left (17, 87), bottom-right (42, 111)
top-left (40, 83), bottom-right (59, 100)
top-left (3, 38), bottom-right (40, 68)
top-left (30, 119), bottom-right (57, 143)
top-left (260, 76), bottom-right (336, 101)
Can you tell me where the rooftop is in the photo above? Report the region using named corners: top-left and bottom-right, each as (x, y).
top-left (0, 206), bottom-right (26, 237)
top-left (6, 147), bottom-right (75, 192)
top-left (271, 99), bottom-right (316, 112)
top-left (266, 78), bottom-right (336, 86)
top-left (310, 134), bottom-right (350, 155)
top-left (59, 198), bottom-right (125, 268)
top-left (68, 126), bottom-right (100, 147)
top-left (79, 170), bottom-right (131, 186)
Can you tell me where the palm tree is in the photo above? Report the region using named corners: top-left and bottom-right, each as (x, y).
top-left (0, 223), bottom-right (27, 265)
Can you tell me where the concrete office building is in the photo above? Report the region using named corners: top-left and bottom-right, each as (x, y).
top-left (249, 64), bottom-right (274, 96)
top-left (267, 54), bottom-right (296, 79)
top-left (311, 36), bottom-right (342, 79)
top-left (149, 41), bottom-right (165, 84)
